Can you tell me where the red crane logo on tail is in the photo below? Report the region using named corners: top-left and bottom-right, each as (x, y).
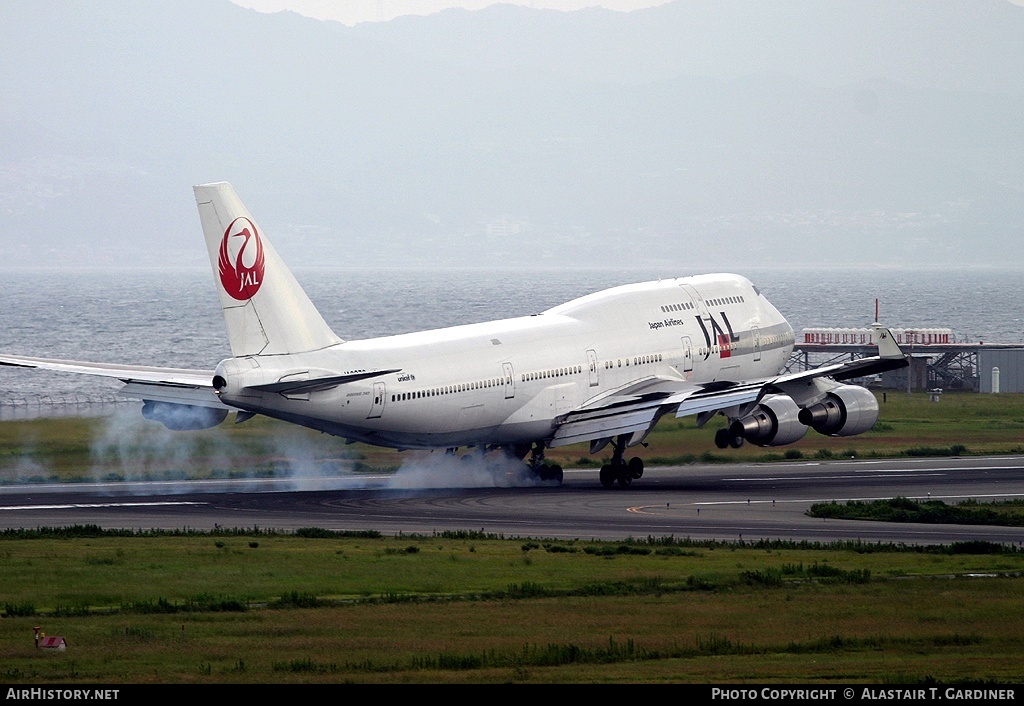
top-left (218, 217), bottom-right (265, 301)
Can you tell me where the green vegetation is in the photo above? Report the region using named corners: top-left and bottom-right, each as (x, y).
top-left (1, 528), bottom-right (1024, 683)
top-left (809, 498), bottom-right (1024, 527)
top-left (2, 394), bottom-right (1023, 681)
top-left (2, 391), bottom-right (1024, 483)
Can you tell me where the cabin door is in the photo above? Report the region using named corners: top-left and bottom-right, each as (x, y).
top-left (502, 362), bottom-right (516, 399)
top-left (680, 336), bottom-right (694, 373)
top-left (586, 349), bottom-right (599, 387)
top-left (367, 382), bottom-right (386, 419)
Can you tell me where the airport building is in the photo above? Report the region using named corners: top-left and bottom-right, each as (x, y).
top-left (978, 348), bottom-right (1024, 393)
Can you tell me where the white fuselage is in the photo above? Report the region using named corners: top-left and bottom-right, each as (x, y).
top-left (214, 273), bottom-right (794, 450)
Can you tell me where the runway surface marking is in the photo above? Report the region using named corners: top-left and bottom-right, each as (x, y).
top-left (0, 501), bottom-right (206, 511)
top-left (722, 473), bottom-right (947, 481)
top-left (628, 492), bottom-right (1024, 514)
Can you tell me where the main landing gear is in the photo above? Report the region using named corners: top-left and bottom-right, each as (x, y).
top-left (599, 435), bottom-right (644, 489)
top-left (714, 427), bottom-right (745, 449)
top-left (526, 442), bottom-right (563, 484)
top-left (452, 444), bottom-right (564, 485)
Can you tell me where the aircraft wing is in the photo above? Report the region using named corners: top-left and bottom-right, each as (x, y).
top-left (549, 326), bottom-right (908, 449)
top-left (768, 326), bottom-right (908, 388)
top-left (0, 354), bottom-right (222, 409)
top-left (549, 377), bottom-right (763, 448)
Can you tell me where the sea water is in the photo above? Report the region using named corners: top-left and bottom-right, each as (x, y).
top-left (1, 265), bottom-right (1022, 406)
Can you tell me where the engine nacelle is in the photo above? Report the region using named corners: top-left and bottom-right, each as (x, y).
top-left (798, 384), bottom-right (879, 437)
top-left (141, 400), bottom-right (229, 431)
top-left (729, 394), bottom-right (808, 447)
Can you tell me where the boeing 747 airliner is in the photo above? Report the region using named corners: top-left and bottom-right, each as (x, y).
top-left (0, 183), bottom-right (908, 487)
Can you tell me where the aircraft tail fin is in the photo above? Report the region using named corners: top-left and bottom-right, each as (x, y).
top-left (871, 324), bottom-right (905, 359)
top-left (194, 182), bottom-right (343, 357)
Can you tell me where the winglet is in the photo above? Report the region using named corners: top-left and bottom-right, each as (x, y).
top-left (871, 324), bottom-right (906, 359)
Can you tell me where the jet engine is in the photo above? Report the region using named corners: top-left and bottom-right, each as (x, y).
top-left (728, 394), bottom-right (808, 447)
top-left (142, 400), bottom-right (229, 431)
top-left (798, 384), bottom-right (878, 437)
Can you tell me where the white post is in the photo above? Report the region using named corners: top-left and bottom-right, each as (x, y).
top-left (992, 366), bottom-right (1000, 394)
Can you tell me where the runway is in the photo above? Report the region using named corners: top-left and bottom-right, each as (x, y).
top-left (3, 456), bottom-right (1024, 544)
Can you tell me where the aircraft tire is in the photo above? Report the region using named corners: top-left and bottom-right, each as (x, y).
top-left (599, 464), bottom-right (615, 488)
top-left (714, 428), bottom-right (730, 449)
top-left (729, 435), bottom-right (745, 449)
top-left (616, 468), bottom-right (632, 487)
top-left (628, 456), bottom-right (644, 479)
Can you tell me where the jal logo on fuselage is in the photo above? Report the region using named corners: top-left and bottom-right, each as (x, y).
top-left (696, 312), bottom-right (740, 360)
top-left (218, 217), bottom-right (266, 301)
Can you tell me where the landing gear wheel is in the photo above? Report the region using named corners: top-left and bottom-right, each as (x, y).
top-left (600, 434), bottom-right (641, 488)
top-left (540, 463), bottom-right (563, 485)
top-left (715, 428), bottom-right (730, 449)
top-left (627, 456), bottom-right (644, 479)
top-left (729, 435), bottom-right (745, 449)
top-left (616, 465), bottom-right (632, 487)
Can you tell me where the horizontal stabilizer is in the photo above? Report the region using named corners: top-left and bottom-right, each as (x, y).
top-left (0, 353), bottom-right (224, 410)
top-left (248, 369), bottom-right (401, 395)
top-left (121, 382), bottom-right (224, 409)
top-left (0, 354), bottom-right (214, 387)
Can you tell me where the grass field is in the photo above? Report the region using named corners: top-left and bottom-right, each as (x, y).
top-left (2, 391), bottom-right (1024, 484)
top-left (2, 392), bottom-right (1024, 683)
top-left (2, 530), bottom-right (1024, 684)
top-left (810, 498), bottom-right (1024, 526)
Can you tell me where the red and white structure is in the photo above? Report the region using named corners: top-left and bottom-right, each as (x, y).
top-left (802, 328), bottom-right (953, 346)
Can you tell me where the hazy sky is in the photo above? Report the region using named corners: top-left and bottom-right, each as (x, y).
top-left (4, 0), bottom-right (1021, 270)
top-left (232, 0), bottom-right (671, 24)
